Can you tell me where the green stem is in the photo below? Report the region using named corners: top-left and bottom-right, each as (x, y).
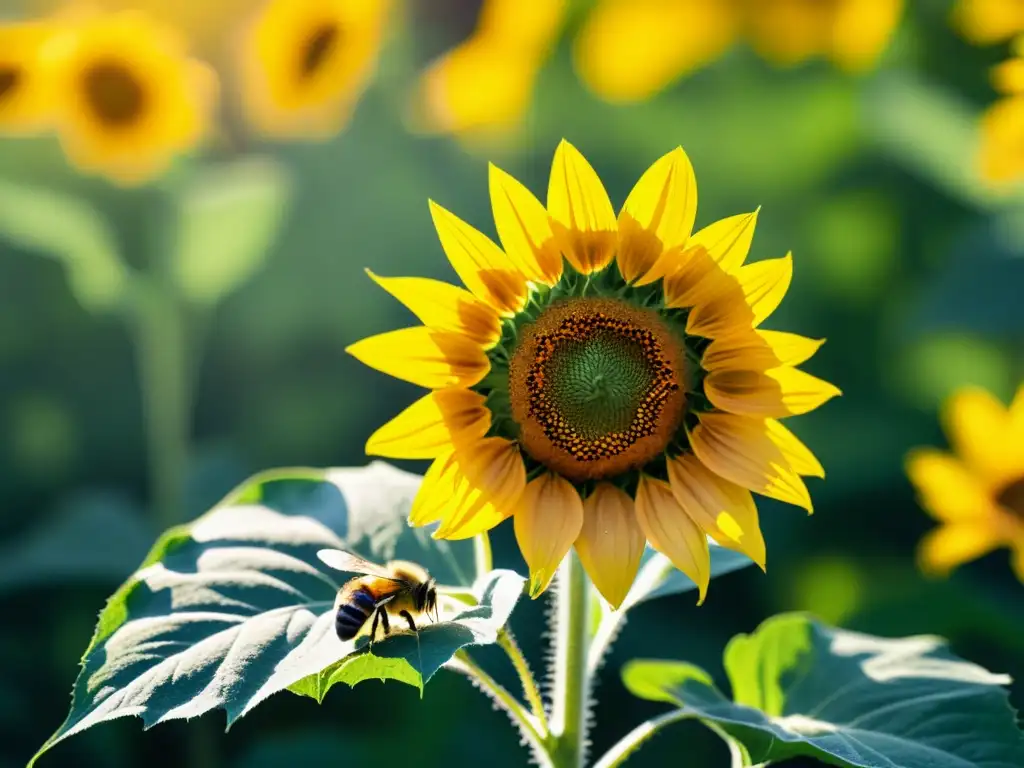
top-left (591, 711), bottom-right (692, 768)
top-left (498, 628), bottom-right (549, 736)
top-left (474, 531), bottom-right (493, 576)
top-left (128, 276), bottom-right (192, 533)
top-left (548, 552), bottom-right (592, 768)
top-left (448, 651), bottom-right (551, 766)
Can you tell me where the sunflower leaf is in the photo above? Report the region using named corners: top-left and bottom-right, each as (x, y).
top-left (623, 613), bottom-right (1024, 768)
top-left (172, 157), bottom-right (290, 306)
top-left (30, 462), bottom-right (480, 766)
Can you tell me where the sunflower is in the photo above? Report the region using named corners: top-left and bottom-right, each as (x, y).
top-left (348, 141), bottom-right (839, 607)
top-left (907, 385), bottom-right (1024, 580)
top-left (0, 21), bottom-right (58, 134)
top-left (953, 0), bottom-right (1024, 44)
top-left (980, 38), bottom-right (1024, 183)
top-left (239, 0), bottom-right (390, 139)
top-left (413, 0), bottom-right (566, 136)
top-left (41, 11), bottom-right (215, 185)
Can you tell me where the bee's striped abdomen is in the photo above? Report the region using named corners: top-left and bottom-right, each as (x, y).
top-left (335, 587), bottom-right (377, 641)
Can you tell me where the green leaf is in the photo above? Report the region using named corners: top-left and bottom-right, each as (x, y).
top-left (172, 158), bottom-right (290, 306)
top-left (0, 181), bottom-right (127, 310)
top-left (31, 462), bottom-right (484, 766)
top-left (624, 613), bottom-right (1024, 768)
top-left (289, 568), bottom-right (525, 701)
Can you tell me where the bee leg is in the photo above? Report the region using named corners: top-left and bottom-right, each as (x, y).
top-left (379, 607), bottom-right (391, 637)
top-left (399, 610), bottom-right (417, 633)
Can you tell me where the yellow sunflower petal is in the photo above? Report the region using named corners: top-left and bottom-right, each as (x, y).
top-left (765, 419), bottom-right (825, 477)
top-left (993, 57), bottom-right (1024, 96)
top-left (618, 147), bottom-right (698, 283)
top-left (702, 329), bottom-right (825, 371)
top-left (704, 367), bottom-right (841, 418)
top-left (688, 210), bottom-right (760, 273)
top-left (738, 252), bottom-right (793, 326)
top-left (952, 0), bottom-right (1024, 45)
top-left (410, 450), bottom-right (459, 526)
top-left (428, 200), bottom-right (528, 316)
top-left (547, 139), bottom-right (617, 274)
top-left (944, 386), bottom-right (1024, 487)
top-left (667, 454), bottom-right (766, 569)
top-left (634, 475), bottom-right (711, 604)
top-left (905, 448), bottom-right (999, 522)
top-left (574, 483), bottom-right (645, 609)
top-left (917, 522), bottom-right (1003, 576)
top-left (489, 163), bottom-right (563, 285)
top-left (690, 412), bottom-right (813, 512)
top-left (514, 473), bottom-right (585, 597)
top-left (434, 438), bottom-right (526, 539)
top-left (1011, 541), bottom-right (1024, 583)
top-left (346, 327), bottom-right (489, 388)
top-left (366, 270), bottom-right (501, 347)
top-left (365, 388), bottom-right (490, 459)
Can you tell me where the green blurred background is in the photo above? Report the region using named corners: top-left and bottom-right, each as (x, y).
top-left (3, 1), bottom-right (1024, 766)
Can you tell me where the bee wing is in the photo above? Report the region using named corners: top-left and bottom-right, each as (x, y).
top-left (316, 549), bottom-right (403, 581)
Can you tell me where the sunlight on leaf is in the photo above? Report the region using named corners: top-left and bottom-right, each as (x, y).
top-left (624, 613), bottom-right (1024, 768)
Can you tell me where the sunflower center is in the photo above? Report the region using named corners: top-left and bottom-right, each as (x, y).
top-left (0, 67), bottom-right (20, 101)
top-left (83, 62), bottom-right (145, 126)
top-left (300, 23), bottom-right (340, 77)
top-left (509, 297), bottom-right (686, 482)
top-left (996, 476), bottom-right (1024, 519)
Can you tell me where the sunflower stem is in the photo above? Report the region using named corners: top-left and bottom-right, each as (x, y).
top-left (498, 628), bottom-right (549, 736)
top-left (547, 552), bottom-right (592, 768)
top-left (590, 711), bottom-right (692, 768)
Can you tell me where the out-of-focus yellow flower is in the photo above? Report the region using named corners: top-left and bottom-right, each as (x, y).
top-left (240, 0), bottom-right (390, 139)
top-left (744, 0), bottom-right (903, 72)
top-left (413, 0), bottom-right (566, 136)
top-left (42, 11), bottom-right (215, 185)
top-left (0, 21), bottom-right (57, 134)
top-left (348, 140), bottom-right (838, 606)
top-left (953, 0), bottom-right (1024, 44)
top-left (574, 0), bottom-right (739, 103)
top-left (907, 386), bottom-right (1024, 580)
top-left (980, 39), bottom-right (1024, 183)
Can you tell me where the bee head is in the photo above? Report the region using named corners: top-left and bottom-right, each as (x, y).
top-left (419, 578), bottom-right (439, 623)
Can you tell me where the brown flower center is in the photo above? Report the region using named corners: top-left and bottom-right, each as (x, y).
top-left (509, 298), bottom-right (686, 483)
top-left (996, 476), bottom-right (1024, 518)
top-left (83, 62), bottom-right (146, 127)
top-left (300, 23), bottom-right (341, 78)
top-left (0, 67), bottom-right (21, 101)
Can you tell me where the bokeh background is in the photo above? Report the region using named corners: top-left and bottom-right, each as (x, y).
top-left (3, 0), bottom-right (1024, 766)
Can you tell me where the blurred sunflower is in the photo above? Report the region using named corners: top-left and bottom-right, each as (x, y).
top-left (42, 11), bottom-right (215, 185)
top-left (348, 141), bottom-right (839, 606)
top-left (240, 0), bottom-right (391, 139)
top-left (413, 0), bottom-right (566, 137)
top-left (907, 386), bottom-right (1024, 580)
top-left (953, 0), bottom-right (1024, 44)
top-left (980, 37), bottom-right (1024, 182)
top-left (0, 21), bottom-right (57, 133)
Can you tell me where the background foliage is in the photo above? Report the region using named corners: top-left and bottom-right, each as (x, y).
top-left (2, 1), bottom-right (1024, 766)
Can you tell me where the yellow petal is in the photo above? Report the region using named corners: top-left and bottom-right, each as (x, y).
top-left (687, 210), bottom-right (759, 272)
top-left (690, 413), bottom-right (813, 512)
top-left (993, 57), bottom-right (1024, 96)
top-left (575, 483), bottom-right (645, 609)
top-left (489, 163), bottom-right (563, 285)
top-left (366, 389), bottom-right (491, 459)
top-left (905, 448), bottom-right (999, 522)
top-left (738, 253), bottom-right (793, 326)
top-left (765, 419), bottom-right (824, 478)
top-left (704, 367), bottom-right (841, 418)
top-left (346, 327), bottom-right (490, 388)
top-left (634, 475), bottom-right (711, 604)
top-left (702, 329), bottom-right (825, 372)
top-left (618, 147), bottom-right (697, 283)
top-left (514, 473), bottom-right (585, 597)
top-left (830, 0), bottom-right (903, 72)
top-left (547, 139), bottom-right (617, 274)
top-left (667, 454), bottom-right (766, 569)
top-left (434, 438), bottom-right (526, 539)
top-left (410, 450), bottom-right (460, 526)
top-left (366, 270), bottom-right (501, 347)
top-left (1011, 541), bottom-right (1024, 583)
top-left (952, 0), bottom-right (1024, 45)
top-left (917, 522), bottom-right (1002, 576)
top-left (429, 200), bottom-right (528, 315)
top-left (943, 386), bottom-right (1024, 487)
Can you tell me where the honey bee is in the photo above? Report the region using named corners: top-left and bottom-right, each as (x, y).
top-left (317, 549), bottom-right (439, 644)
